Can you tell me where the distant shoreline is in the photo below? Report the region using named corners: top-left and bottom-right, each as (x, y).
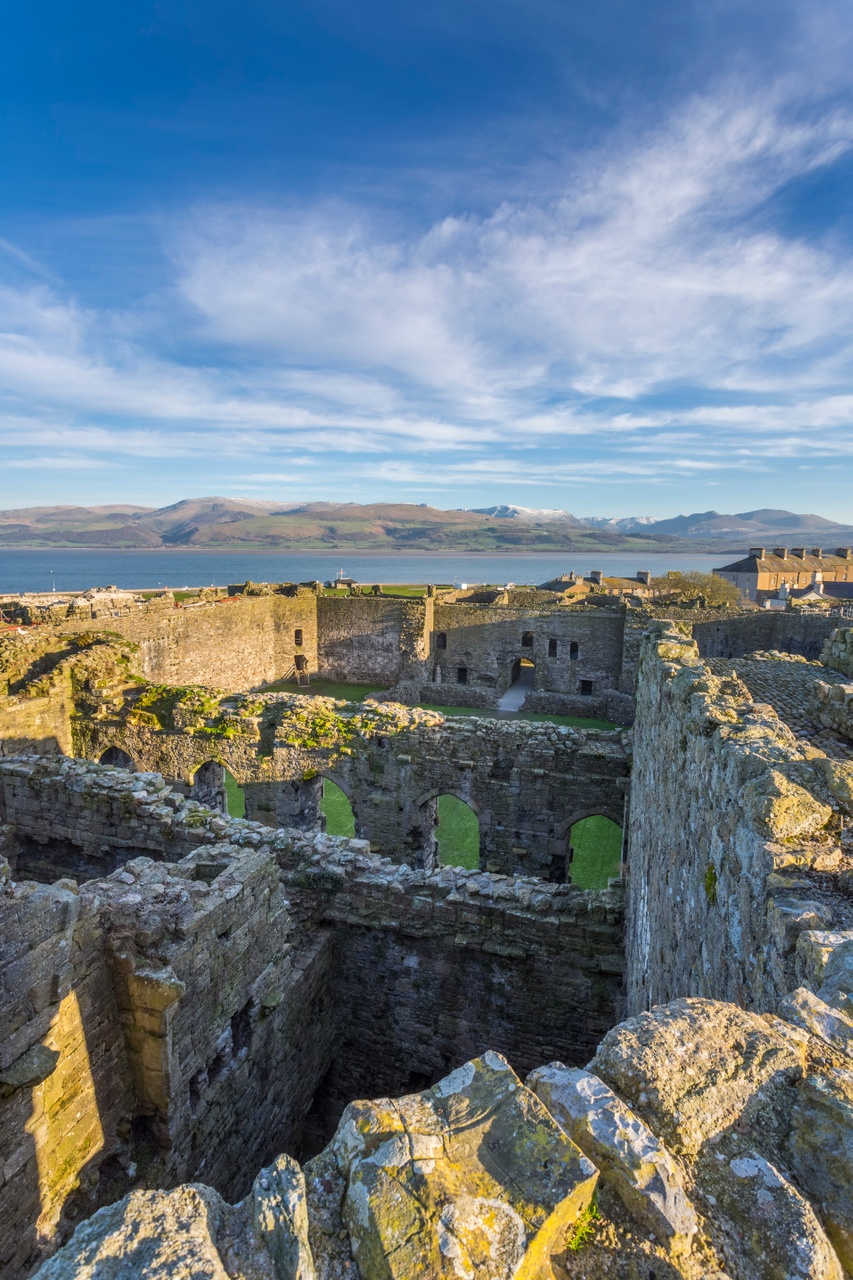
top-left (0, 545), bottom-right (739, 557)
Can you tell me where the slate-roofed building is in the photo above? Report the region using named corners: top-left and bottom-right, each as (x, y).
top-left (714, 545), bottom-right (853, 603)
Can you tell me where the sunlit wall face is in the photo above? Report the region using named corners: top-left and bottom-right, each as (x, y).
top-left (26, 990), bottom-right (104, 1241)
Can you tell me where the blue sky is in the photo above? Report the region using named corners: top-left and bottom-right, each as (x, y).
top-left (1, 0), bottom-right (853, 519)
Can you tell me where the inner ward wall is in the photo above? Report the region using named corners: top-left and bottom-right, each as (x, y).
top-left (626, 622), bottom-right (853, 1016)
top-left (316, 595), bottom-right (428, 684)
top-left (306, 903), bottom-right (623, 1150)
top-left (428, 602), bottom-right (626, 700)
top-left (57, 594), bottom-right (320, 690)
top-left (73, 707), bottom-right (630, 881)
top-left (692, 610), bottom-right (837, 660)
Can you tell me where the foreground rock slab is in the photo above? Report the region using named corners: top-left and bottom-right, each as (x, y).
top-left (787, 1065), bottom-right (853, 1272)
top-left (589, 998), bottom-right (805, 1156)
top-left (32, 1186), bottom-right (237, 1280)
top-left (526, 1063), bottom-right (697, 1250)
top-left (695, 1150), bottom-right (842, 1280)
top-left (330, 1051), bottom-right (599, 1280)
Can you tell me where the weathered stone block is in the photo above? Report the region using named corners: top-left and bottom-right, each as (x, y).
top-left (331, 1052), bottom-right (598, 1280)
top-left (526, 1062), bottom-right (697, 1247)
top-left (253, 1154), bottom-right (316, 1280)
top-left (778, 987), bottom-right (853, 1059)
top-left (0, 1043), bottom-right (59, 1098)
top-left (590, 998), bottom-right (804, 1156)
top-left (787, 1066), bottom-right (853, 1272)
top-left (696, 1150), bottom-right (843, 1280)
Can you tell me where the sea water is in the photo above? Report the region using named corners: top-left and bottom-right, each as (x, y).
top-left (0, 548), bottom-right (729, 595)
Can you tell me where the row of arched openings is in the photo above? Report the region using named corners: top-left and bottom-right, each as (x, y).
top-left (98, 749), bottom-right (246, 818)
top-left (97, 750), bottom-right (620, 886)
top-left (322, 786), bottom-right (620, 885)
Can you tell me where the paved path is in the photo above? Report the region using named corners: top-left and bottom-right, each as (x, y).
top-left (706, 653), bottom-right (852, 760)
top-left (497, 668), bottom-right (535, 711)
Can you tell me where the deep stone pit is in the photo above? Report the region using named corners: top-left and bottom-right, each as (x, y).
top-left (0, 756), bottom-right (624, 1275)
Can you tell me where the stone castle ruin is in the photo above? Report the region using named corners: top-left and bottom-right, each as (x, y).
top-left (0, 585), bottom-right (852, 1280)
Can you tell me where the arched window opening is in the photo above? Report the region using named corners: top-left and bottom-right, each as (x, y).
top-left (294, 628), bottom-right (303, 646)
top-left (569, 641), bottom-right (579, 660)
top-left (521, 631), bottom-right (534, 648)
top-left (457, 666), bottom-right (468, 685)
top-left (435, 795), bottom-right (479, 870)
top-left (435, 632), bottom-right (447, 650)
top-left (99, 746), bottom-right (135, 771)
top-left (567, 816), bottom-right (622, 889)
top-left (548, 638), bottom-right (558, 658)
top-left (321, 778), bottom-right (356, 838)
top-left (191, 761), bottom-right (227, 814)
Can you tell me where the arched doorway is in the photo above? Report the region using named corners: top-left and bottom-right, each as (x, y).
top-left (321, 778), bottom-right (356, 838)
top-left (191, 761), bottom-right (228, 814)
top-left (497, 657), bottom-right (535, 710)
top-left (99, 746), bottom-right (135, 770)
top-left (567, 815), bottom-right (622, 889)
top-left (435, 795), bottom-right (479, 869)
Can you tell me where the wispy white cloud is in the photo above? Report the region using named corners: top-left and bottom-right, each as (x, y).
top-left (1, 64), bottom-right (853, 509)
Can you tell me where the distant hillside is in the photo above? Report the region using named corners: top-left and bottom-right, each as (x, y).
top-left (470, 505), bottom-right (589, 526)
top-left (635, 509), bottom-right (853, 539)
top-left (0, 498), bottom-right (668, 552)
top-left (0, 499), bottom-right (849, 552)
top-left (467, 505), bottom-right (853, 541)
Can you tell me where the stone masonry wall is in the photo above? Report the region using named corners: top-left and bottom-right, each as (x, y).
top-left (96, 844), bottom-right (336, 1205)
top-left (0, 865), bottom-right (130, 1277)
top-left (810, 678), bottom-right (853, 744)
top-left (428, 602), bottom-right (625, 701)
top-left (0, 756), bottom-right (625, 1278)
top-left (0, 684), bottom-right (74, 759)
top-left (626, 622), bottom-right (853, 1017)
top-left (0, 758), bottom-right (202, 877)
top-left (72, 696), bottom-right (630, 880)
top-left (316, 595), bottom-right (429, 684)
top-left (58, 595), bottom-right (320, 690)
top-left (305, 861), bottom-right (624, 1146)
top-left (692, 610), bottom-right (837, 660)
top-left (821, 625), bottom-right (853, 677)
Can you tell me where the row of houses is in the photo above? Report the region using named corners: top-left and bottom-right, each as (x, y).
top-left (714, 547), bottom-right (853, 607)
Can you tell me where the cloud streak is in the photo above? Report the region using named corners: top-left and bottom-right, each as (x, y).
top-left (1, 60), bottom-right (853, 513)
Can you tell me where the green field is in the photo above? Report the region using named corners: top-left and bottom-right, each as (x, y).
top-left (224, 769), bottom-right (245, 818)
top-left (321, 779), bottom-right (356, 837)
top-left (569, 816), bottom-right (622, 888)
top-left (435, 795), bottom-right (480, 869)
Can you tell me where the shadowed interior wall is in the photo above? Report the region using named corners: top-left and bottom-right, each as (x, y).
top-left (0, 756), bottom-right (625, 1276)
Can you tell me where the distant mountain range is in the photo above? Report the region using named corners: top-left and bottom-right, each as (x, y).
top-left (471, 505), bottom-right (853, 541)
top-left (0, 499), bottom-right (850, 553)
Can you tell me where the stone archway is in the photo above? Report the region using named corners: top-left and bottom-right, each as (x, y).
top-left (320, 775), bottom-right (358, 839)
top-left (414, 790), bottom-right (481, 873)
top-left (99, 746), bottom-right (136, 771)
top-left (564, 813), bottom-right (623, 889)
top-left (190, 760), bottom-right (228, 814)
